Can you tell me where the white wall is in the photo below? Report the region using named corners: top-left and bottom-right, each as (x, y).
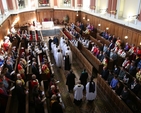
top-left (123, 0), bottom-right (139, 18)
top-left (83, 0), bottom-right (90, 10)
top-left (99, 0), bottom-right (108, 10)
top-left (118, 0), bottom-right (124, 17)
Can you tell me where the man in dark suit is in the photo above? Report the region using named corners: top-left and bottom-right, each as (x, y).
top-left (48, 37), bottom-right (53, 51)
top-left (32, 62), bottom-right (40, 82)
top-left (101, 66), bottom-right (109, 80)
top-left (16, 80), bottom-right (26, 113)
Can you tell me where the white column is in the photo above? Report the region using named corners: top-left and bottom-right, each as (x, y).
top-left (135, 0), bottom-right (141, 24)
top-left (75, 0), bottom-right (77, 9)
top-left (95, 0), bottom-right (100, 13)
top-left (115, 0), bottom-right (121, 19)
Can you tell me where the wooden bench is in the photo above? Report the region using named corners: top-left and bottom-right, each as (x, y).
top-left (78, 42), bottom-right (103, 73)
top-left (60, 29), bottom-right (93, 75)
top-left (97, 74), bottom-right (133, 113)
top-left (69, 41), bottom-right (93, 75)
top-left (63, 28), bottom-right (74, 40)
top-left (4, 83), bottom-right (14, 113)
top-left (41, 80), bottom-right (48, 113)
top-left (5, 41), bottom-right (21, 113)
top-left (25, 81), bottom-right (29, 113)
top-left (96, 33), bottom-right (110, 46)
top-left (89, 35), bottom-right (103, 49)
top-left (118, 79), bottom-right (141, 112)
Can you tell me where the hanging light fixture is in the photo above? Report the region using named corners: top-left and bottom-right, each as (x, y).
top-left (76, 11), bottom-right (79, 16)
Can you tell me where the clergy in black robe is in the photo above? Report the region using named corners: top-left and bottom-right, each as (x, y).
top-left (66, 70), bottom-right (76, 92)
top-left (48, 37), bottom-right (53, 51)
top-left (64, 53), bottom-right (71, 71)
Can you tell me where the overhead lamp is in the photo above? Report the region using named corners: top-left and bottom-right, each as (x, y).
top-left (98, 24), bottom-right (101, 26)
top-left (125, 36), bottom-right (128, 39)
top-left (76, 11), bottom-right (79, 16)
top-left (87, 19), bottom-right (90, 21)
top-left (140, 42), bottom-right (141, 45)
top-left (83, 17), bottom-right (85, 20)
top-left (106, 27), bottom-right (109, 30)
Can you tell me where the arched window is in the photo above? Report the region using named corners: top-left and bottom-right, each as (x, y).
top-left (63, 0), bottom-right (71, 7)
top-left (2, 0), bottom-right (8, 11)
top-left (38, 0), bottom-right (50, 7)
top-left (18, 0), bottom-right (25, 9)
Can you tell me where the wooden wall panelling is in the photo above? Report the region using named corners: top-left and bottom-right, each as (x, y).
top-left (109, 23), bottom-right (115, 34)
top-left (113, 24), bottom-right (119, 37)
top-left (137, 34), bottom-right (141, 46)
top-left (101, 19), bottom-right (107, 31)
top-left (19, 11), bottom-right (36, 26)
top-left (54, 10), bottom-right (63, 23)
top-left (126, 30), bottom-right (133, 44)
top-left (131, 32), bottom-right (139, 46)
top-left (117, 26), bottom-right (123, 39)
top-left (121, 28), bottom-right (128, 43)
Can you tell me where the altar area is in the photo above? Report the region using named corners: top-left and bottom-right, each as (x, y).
top-left (42, 21), bottom-right (54, 29)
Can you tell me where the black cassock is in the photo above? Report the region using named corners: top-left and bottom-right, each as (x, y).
top-left (64, 55), bottom-right (71, 71)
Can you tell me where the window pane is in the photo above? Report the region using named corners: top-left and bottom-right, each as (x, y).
top-left (18, 0), bottom-right (25, 9)
top-left (38, 0), bottom-right (50, 7)
top-left (63, 0), bottom-right (71, 7)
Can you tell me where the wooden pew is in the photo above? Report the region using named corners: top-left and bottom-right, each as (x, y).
top-left (118, 80), bottom-right (141, 112)
top-left (5, 42), bottom-right (21, 113)
top-left (96, 33), bottom-right (110, 46)
top-left (41, 81), bottom-right (48, 113)
top-left (89, 36), bottom-right (103, 49)
top-left (97, 74), bottom-right (133, 113)
top-left (69, 41), bottom-right (93, 75)
top-left (63, 28), bottom-right (74, 40)
top-left (25, 81), bottom-right (29, 113)
top-left (78, 42), bottom-right (103, 73)
top-left (5, 83), bottom-right (14, 113)
top-left (60, 29), bottom-right (93, 75)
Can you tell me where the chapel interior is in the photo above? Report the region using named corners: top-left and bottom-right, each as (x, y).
top-left (0, 0), bottom-right (141, 113)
